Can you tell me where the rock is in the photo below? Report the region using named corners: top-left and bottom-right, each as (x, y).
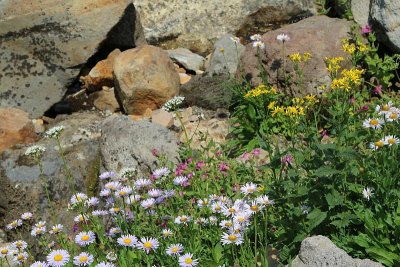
top-left (152, 109), bottom-right (174, 128)
top-left (291, 235), bottom-right (383, 267)
top-left (100, 115), bottom-right (179, 176)
top-left (179, 73), bottom-right (192, 85)
top-left (133, 0), bottom-right (317, 53)
top-left (180, 74), bottom-right (233, 110)
top-left (0, 111), bottom-right (103, 229)
top-left (0, 0), bottom-right (145, 118)
top-left (32, 119), bottom-right (46, 134)
top-left (167, 48), bottom-right (205, 72)
top-left (80, 49), bottom-right (122, 92)
top-left (239, 15), bottom-right (352, 97)
top-left (92, 87), bottom-right (120, 113)
top-left (207, 34), bottom-right (245, 76)
top-left (351, 0), bottom-right (370, 27)
top-left (113, 45), bottom-right (180, 115)
top-left (370, 0), bottom-right (400, 53)
top-left (0, 108), bottom-right (37, 154)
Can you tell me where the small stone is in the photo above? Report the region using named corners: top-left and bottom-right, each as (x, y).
top-left (152, 109), bottom-right (174, 128)
top-left (179, 73), bottom-right (192, 85)
top-left (32, 119), bottom-right (45, 134)
top-left (92, 87), bottom-right (120, 112)
top-left (167, 48), bottom-right (205, 72)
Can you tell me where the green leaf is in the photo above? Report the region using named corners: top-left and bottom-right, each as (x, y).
top-left (325, 191), bottom-right (345, 209)
top-left (366, 247), bottom-right (398, 266)
top-left (307, 208), bottom-right (327, 231)
top-left (212, 243), bottom-right (223, 263)
top-left (314, 166), bottom-right (340, 177)
top-left (353, 234), bottom-right (371, 248)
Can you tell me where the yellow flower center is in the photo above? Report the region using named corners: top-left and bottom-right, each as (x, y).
top-left (251, 205), bottom-right (258, 211)
top-left (54, 254), bottom-right (63, 262)
top-left (81, 235), bottom-right (90, 241)
top-left (143, 241), bottom-right (152, 248)
top-left (370, 119), bottom-right (379, 126)
top-left (53, 227), bottom-right (59, 232)
top-left (390, 113), bottom-right (398, 119)
top-left (388, 138), bottom-right (396, 145)
top-left (120, 191), bottom-right (127, 196)
top-left (76, 196), bottom-right (82, 201)
top-left (215, 205), bottom-right (221, 211)
top-left (16, 242), bottom-right (23, 248)
top-left (238, 217), bottom-right (245, 222)
top-left (11, 221), bottom-right (17, 227)
top-left (79, 256), bottom-right (88, 263)
top-left (228, 208), bottom-right (235, 213)
top-left (383, 105), bottom-right (390, 111)
top-left (228, 234), bottom-right (237, 241)
top-left (185, 258), bottom-right (193, 264)
top-left (123, 238), bottom-right (132, 245)
top-left (225, 222), bottom-right (232, 227)
top-left (164, 232), bottom-right (170, 236)
top-left (180, 217), bottom-right (187, 222)
top-left (17, 255), bottom-right (24, 261)
top-left (171, 247), bottom-right (178, 253)
top-left (1, 249), bottom-right (8, 254)
top-left (375, 140), bottom-right (384, 147)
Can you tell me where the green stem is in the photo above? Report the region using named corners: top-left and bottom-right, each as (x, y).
top-left (56, 138), bottom-right (76, 193)
top-left (38, 160), bottom-right (56, 217)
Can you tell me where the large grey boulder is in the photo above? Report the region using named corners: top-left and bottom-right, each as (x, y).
top-left (0, 0), bottom-right (145, 118)
top-left (133, 0), bottom-right (317, 53)
top-left (291, 236), bottom-right (383, 267)
top-left (0, 112), bottom-right (103, 227)
top-left (100, 115), bottom-right (179, 176)
top-left (370, 0), bottom-right (400, 53)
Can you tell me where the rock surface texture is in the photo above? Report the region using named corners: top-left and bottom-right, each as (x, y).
top-left (133, 0), bottom-right (317, 53)
top-left (291, 235), bottom-right (383, 267)
top-left (0, 0), bottom-right (145, 118)
top-left (113, 45), bottom-right (180, 115)
top-left (0, 108), bottom-right (37, 154)
top-left (239, 15), bottom-right (352, 97)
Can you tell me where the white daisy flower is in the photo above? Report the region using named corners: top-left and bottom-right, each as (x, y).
top-left (13, 240), bottom-right (27, 250)
top-left (257, 195), bottom-right (274, 206)
top-left (195, 217), bottom-right (208, 226)
top-left (363, 118), bottom-right (384, 129)
top-left (70, 193), bottom-right (88, 205)
top-left (21, 212), bottom-right (33, 220)
top-left (25, 145), bottom-right (46, 158)
top-left (277, 33), bottom-right (290, 43)
top-left (125, 194), bottom-right (141, 205)
top-left (362, 187), bottom-right (373, 201)
top-left (163, 189), bottom-right (175, 198)
top-left (376, 101), bottom-right (393, 115)
top-left (45, 126), bottom-right (65, 139)
top-left (384, 135), bottom-right (400, 146)
top-left (73, 252), bottom-right (94, 266)
top-left (209, 216), bottom-right (218, 225)
top-left (141, 198), bottom-right (156, 210)
top-left (137, 237), bottom-right (159, 254)
top-left (0, 246), bottom-right (10, 258)
top-left (31, 226), bottom-right (46, 237)
top-left (162, 229), bottom-right (173, 238)
top-left (94, 262), bottom-right (116, 267)
top-left (250, 34), bottom-right (262, 41)
top-left (174, 215), bottom-right (191, 225)
top-left (248, 200), bottom-right (264, 213)
top-left (92, 210), bottom-right (109, 216)
top-left (369, 139), bottom-right (385, 150)
top-left (166, 243), bottom-right (184, 255)
top-left (230, 36), bottom-right (241, 44)
top-left (221, 232), bottom-right (244, 246)
top-left (134, 178), bottom-right (152, 189)
top-left (115, 186), bottom-right (133, 198)
top-left (117, 235), bottom-right (137, 247)
top-left (222, 205), bottom-right (240, 217)
top-left (197, 198), bottom-right (209, 208)
top-left (148, 189), bottom-right (163, 198)
top-left (240, 182), bottom-right (258, 195)
top-left (86, 197), bottom-right (99, 207)
top-left (220, 220), bottom-right (233, 229)
top-left (49, 224), bottom-right (63, 235)
top-left (253, 41), bottom-right (265, 49)
top-left (233, 211), bottom-right (252, 225)
top-left (35, 221), bottom-right (46, 228)
top-left (13, 251), bottom-right (29, 265)
top-left (30, 261), bottom-right (49, 267)
top-left (119, 167), bottom-right (136, 179)
top-left (108, 227), bottom-right (121, 237)
top-left (385, 108), bottom-right (400, 122)
top-left (211, 202), bottom-right (225, 213)
top-left (108, 207), bottom-right (122, 215)
top-left (75, 231), bottom-right (96, 247)
top-left (99, 171), bottom-right (116, 180)
top-left (74, 214), bottom-right (89, 223)
top-left (99, 188), bottom-right (112, 197)
top-left (47, 249), bottom-right (70, 267)
top-left (152, 167), bottom-right (170, 179)
top-left (178, 253), bottom-right (199, 267)
top-left (104, 181), bottom-right (122, 191)
top-left (174, 176), bottom-right (188, 186)
top-left (6, 219), bottom-right (22, 230)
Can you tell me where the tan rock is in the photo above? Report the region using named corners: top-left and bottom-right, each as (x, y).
top-left (179, 73), bottom-right (192, 85)
top-left (143, 108), bottom-right (153, 118)
top-left (32, 119), bottom-right (46, 134)
top-left (152, 109), bottom-right (174, 128)
top-left (81, 49), bottom-right (121, 92)
top-left (92, 87), bottom-right (120, 112)
top-left (113, 45), bottom-right (180, 115)
top-left (0, 108), bottom-right (36, 154)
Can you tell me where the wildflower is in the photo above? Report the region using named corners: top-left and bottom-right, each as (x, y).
top-left (162, 96), bottom-right (185, 112)
top-left (13, 251), bottom-right (29, 265)
top-left (73, 252), bottom-right (94, 266)
top-left (47, 249), bottom-right (70, 267)
top-left (300, 205), bottom-right (311, 214)
top-left (119, 167), bottom-right (136, 180)
top-left (141, 198), bottom-right (156, 210)
top-left (257, 195), bottom-right (274, 206)
top-left (117, 235), bottom-right (137, 247)
top-left (74, 214), bottom-right (89, 224)
top-left (92, 210), bottom-right (109, 216)
top-left (99, 188), bottom-right (111, 197)
top-left (70, 193), bottom-right (88, 205)
top-left (134, 178), bottom-right (152, 189)
top-left (281, 154), bottom-right (294, 166)
top-left (362, 187), bottom-right (373, 201)
top-left (30, 261), bottom-right (49, 267)
top-left (125, 194), bottom-right (141, 204)
top-left (250, 34), bottom-right (262, 41)
top-left (25, 145), bottom-right (46, 158)
top-left (222, 204), bottom-right (240, 217)
top-left (152, 167), bottom-right (170, 179)
top-left (178, 253), bottom-right (199, 267)
top-left (277, 33), bottom-right (290, 43)
top-left (106, 252), bottom-right (117, 262)
top-left (221, 232), bottom-right (244, 246)
top-left (148, 188), bottom-right (163, 198)
top-left (13, 240), bottom-right (27, 250)
top-left (104, 181), bottom-right (121, 191)
top-left (1, 246), bottom-right (10, 258)
top-left (230, 36), bottom-right (241, 44)
top-left (86, 197), bottom-right (99, 207)
top-left (115, 186), bottom-right (133, 198)
top-left (211, 202), bottom-right (224, 213)
top-left (289, 53), bottom-right (301, 63)
top-left (267, 101), bottom-right (276, 110)
top-left (252, 41), bottom-right (265, 49)
top-left (220, 220), bottom-right (233, 229)
top-left (21, 212), bottom-right (33, 220)
top-left (325, 57), bottom-right (345, 75)
top-left (75, 231), bottom-right (96, 247)
top-left (234, 211), bottom-right (252, 225)
top-left (99, 171), bottom-right (115, 180)
top-left (376, 101), bottom-right (393, 116)
top-left (94, 262), bottom-right (116, 267)
top-left (369, 139), bottom-right (385, 150)
top-left (248, 201), bottom-right (263, 213)
top-left (271, 106), bottom-right (285, 116)
top-left (244, 85), bottom-right (271, 98)
top-left (6, 219), bottom-right (22, 230)
top-left (342, 39), bottom-right (356, 55)
top-left (209, 216), bottom-right (218, 225)
top-left (303, 52), bottom-right (312, 62)
top-left (174, 176), bottom-right (188, 186)
top-left (137, 237), bottom-right (159, 254)
top-left (357, 41), bottom-right (369, 52)
top-left (108, 227), bottom-right (121, 237)
top-left (31, 226), bottom-right (46, 237)
top-left (152, 148), bottom-right (159, 157)
top-left (108, 207), bottom-right (121, 215)
top-left (166, 243), bottom-right (184, 255)
top-left (195, 217), bottom-right (208, 226)
top-left (240, 182), bottom-right (258, 195)
top-left (363, 118), bottom-right (384, 129)
top-left (386, 109), bottom-right (400, 122)
top-left (384, 135), bottom-right (400, 146)
top-left (45, 126), bottom-right (65, 139)
top-left (373, 85), bottom-right (382, 95)
top-left (49, 224), bottom-right (63, 234)
top-left (219, 163), bottom-right (229, 171)
top-left (175, 215), bottom-right (191, 225)
top-left (162, 229), bottom-right (174, 238)
top-left (362, 24), bottom-right (372, 34)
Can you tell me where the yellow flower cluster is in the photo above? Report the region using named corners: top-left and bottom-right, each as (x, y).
top-left (331, 68), bottom-right (365, 92)
top-left (342, 38), bottom-right (369, 55)
top-left (289, 52), bottom-right (312, 63)
top-left (244, 85), bottom-right (277, 98)
top-left (269, 94), bottom-right (318, 118)
top-left (325, 56), bottom-right (345, 75)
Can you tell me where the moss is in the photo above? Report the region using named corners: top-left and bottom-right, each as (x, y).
top-left (85, 154), bottom-right (101, 197)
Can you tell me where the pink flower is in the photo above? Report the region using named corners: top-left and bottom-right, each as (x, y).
top-left (374, 85), bottom-right (382, 95)
top-left (196, 161), bottom-right (204, 170)
top-left (152, 148), bottom-right (159, 157)
top-left (362, 24), bottom-right (372, 34)
top-left (252, 148), bottom-right (261, 156)
top-left (361, 105), bottom-right (369, 111)
top-left (186, 158), bottom-right (193, 164)
top-left (280, 154), bottom-right (294, 166)
top-left (216, 150), bottom-right (222, 157)
top-left (240, 152), bottom-right (250, 160)
top-left (219, 163), bottom-right (229, 172)
top-left (350, 97), bottom-right (355, 104)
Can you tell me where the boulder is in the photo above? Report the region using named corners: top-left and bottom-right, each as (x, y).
top-left (351, 0), bottom-right (370, 27)
top-left (180, 74), bottom-right (233, 110)
top-left (113, 45), bottom-right (180, 115)
top-left (151, 109), bottom-right (174, 128)
top-left (370, 0), bottom-right (400, 53)
top-left (291, 235), bottom-right (383, 267)
top-left (0, 0), bottom-right (145, 118)
top-left (100, 115), bottom-right (179, 176)
top-left (239, 15), bottom-right (352, 97)
top-left (80, 49), bottom-right (121, 92)
top-left (167, 48), bottom-right (205, 72)
top-left (92, 87), bottom-right (120, 112)
top-left (207, 34), bottom-right (245, 77)
top-left (0, 108), bottom-right (37, 154)
top-left (0, 112), bottom-right (103, 229)
top-left (133, 0), bottom-right (317, 53)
